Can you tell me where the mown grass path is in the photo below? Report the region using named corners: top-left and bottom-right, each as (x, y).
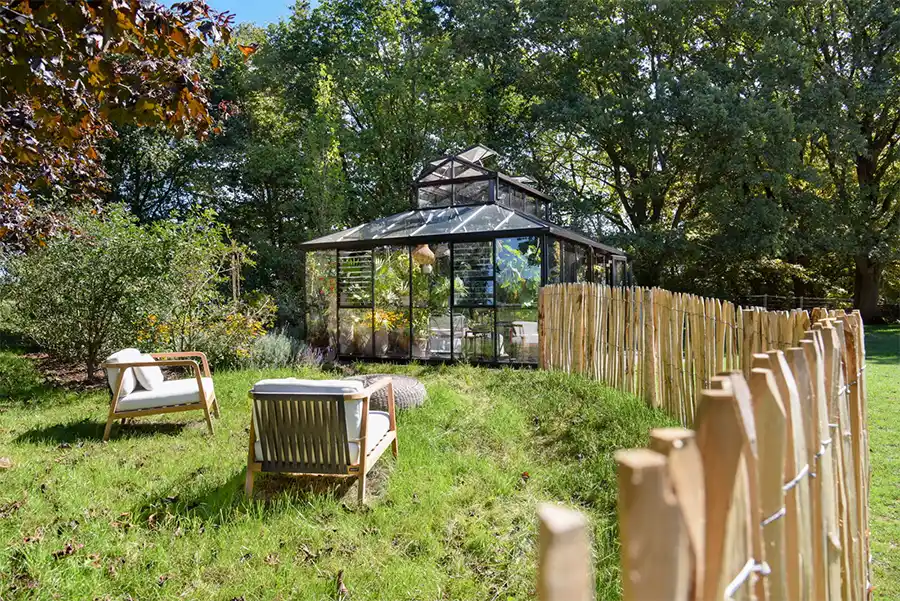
top-left (0, 357), bottom-right (672, 600)
top-left (866, 325), bottom-right (900, 597)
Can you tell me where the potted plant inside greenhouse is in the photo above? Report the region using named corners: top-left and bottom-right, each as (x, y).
top-left (301, 145), bottom-right (630, 365)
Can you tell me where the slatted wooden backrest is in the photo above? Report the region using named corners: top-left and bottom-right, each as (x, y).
top-left (251, 392), bottom-right (352, 474)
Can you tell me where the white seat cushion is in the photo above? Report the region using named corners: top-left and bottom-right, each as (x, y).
top-left (105, 348), bottom-right (142, 397)
top-left (251, 378), bottom-right (365, 443)
top-left (117, 377), bottom-right (214, 412)
top-left (254, 410), bottom-right (391, 465)
top-left (133, 354), bottom-right (165, 390)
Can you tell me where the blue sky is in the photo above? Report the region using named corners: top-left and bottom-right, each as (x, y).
top-left (169, 0), bottom-right (300, 25)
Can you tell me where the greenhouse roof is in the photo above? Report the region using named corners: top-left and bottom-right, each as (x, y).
top-left (300, 204), bottom-right (626, 256)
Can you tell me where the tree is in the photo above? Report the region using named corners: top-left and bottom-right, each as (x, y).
top-left (787, 0), bottom-right (900, 319)
top-left (520, 0), bottom-right (805, 287)
top-left (0, 0), bottom-right (233, 248)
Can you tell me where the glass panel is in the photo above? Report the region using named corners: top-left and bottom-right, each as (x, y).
top-left (305, 250), bottom-right (337, 350)
top-left (453, 308), bottom-right (495, 362)
top-left (374, 246), bottom-right (410, 358)
top-left (574, 244), bottom-right (589, 282)
top-left (454, 179), bottom-right (490, 205)
top-left (525, 193), bottom-right (538, 217)
top-left (498, 308), bottom-right (538, 363)
top-left (417, 184), bottom-right (452, 208)
top-left (453, 241), bottom-right (494, 306)
top-left (338, 250), bottom-right (372, 306)
top-left (592, 250), bottom-right (607, 285)
top-left (303, 205), bottom-right (542, 245)
top-left (496, 237), bottom-right (541, 308)
top-left (411, 243), bottom-right (451, 359)
top-left (548, 238), bottom-right (562, 284)
top-left (613, 259), bottom-right (626, 286)
top-left (512, 188), bottom-right (525, 212)
top-left (339, 309), bottom-right (373, 356)
top-left (497, 183), bottom-right (511, 207)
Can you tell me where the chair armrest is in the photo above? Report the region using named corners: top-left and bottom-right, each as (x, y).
top-left (101, 359), bottom-right (203, 383)
top-left (346, 376), bottom-right (393, 400)
top-left (150, 352), bottom-right (211, 377)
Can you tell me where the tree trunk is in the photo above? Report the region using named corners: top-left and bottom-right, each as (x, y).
top-left (86, 347), bottom-right (99, 383)
top-left (853, 254), bottom-right (882, 322)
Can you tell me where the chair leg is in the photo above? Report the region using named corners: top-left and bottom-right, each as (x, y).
top-left (392, 435), bottom-right (399, 458)
top-left (212, 398), bottom-right (220, 418)
top-left (357, 472), bottom-right (367, 506)
top-left (245, 469), bottom-right (254, 497)
top-left (204, 406), bottom-right (215, 435)
top-left (103, 416), bottom-right (115, 442)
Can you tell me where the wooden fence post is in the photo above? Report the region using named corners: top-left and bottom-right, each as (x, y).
top-left (694, 387), bottom-right (754, 600)
top-left (649, 428), bottom-right (705, 600)
top-left (538, 504), bottom-right (593, 601)
top-left (616, 449), bottom-right (690, 601)
top-left (748, 368), bottom-right (788, 601)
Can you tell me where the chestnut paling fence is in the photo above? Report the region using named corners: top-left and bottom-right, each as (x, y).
top-left (535, 284), bottom-right (870, 601)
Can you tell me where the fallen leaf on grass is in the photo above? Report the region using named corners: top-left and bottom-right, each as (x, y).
top-left (51, 541), bottom-right (84, 559)
top-left (86, 553), bottom-right (102, 568)
top-left (0, 457), bottom-right (12, 469)
top-left (157, 574), bottom-right (169, 586)
top-left (0, 500), bottom-right (23, 518)
top-left (23, 528), bottom-right (44, 544)
top-left (336, 570), bottom-right (349, 600)
top-left (264, 553), bottom-right (280, 566)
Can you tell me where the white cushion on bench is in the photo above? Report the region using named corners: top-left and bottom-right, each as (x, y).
top-left (105, 348), bottom-right (142, 397)
top-left (251, 378), bottom-right (366, 443)
top-left (134, 354), bottom-right (165, 390)
top-left (254, 410), bottom-right (391, 465)
top-left (117, 377), bottom-right (214, 411)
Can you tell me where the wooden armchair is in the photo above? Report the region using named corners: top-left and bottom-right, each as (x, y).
top-left (246, 377), bottom-right (398, 505)
top-left (100, 349), bottom-right (219, 441)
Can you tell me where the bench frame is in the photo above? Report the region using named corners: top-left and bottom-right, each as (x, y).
top-left (100, 352), bottom-right (219, 441)
top-left (245, 377), bottom-right (398, 505)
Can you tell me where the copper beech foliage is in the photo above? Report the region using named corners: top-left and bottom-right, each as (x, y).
top-left (0, 0), bottom-right (241, 249)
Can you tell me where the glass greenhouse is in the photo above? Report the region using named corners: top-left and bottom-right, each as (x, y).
top-left (301, 145), bottom-right (630, 365)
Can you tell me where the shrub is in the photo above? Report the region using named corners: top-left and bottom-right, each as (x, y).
top-left (241, 329), bottom-right (326, 369)
top-left (3, 205), bottom-right (262, 378)
top-left (3, 207), bottom-right (173, 378)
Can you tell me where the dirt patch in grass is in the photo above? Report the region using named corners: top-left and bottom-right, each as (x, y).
top-left (22, 352), bottom-right (105, 392)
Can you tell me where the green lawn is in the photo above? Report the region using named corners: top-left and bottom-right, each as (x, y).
top-left (866, 324), bottom-right (900, 597)
top-left (0, 354), bottom-right (673, 600)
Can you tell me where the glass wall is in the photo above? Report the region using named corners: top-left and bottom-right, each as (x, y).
top-left (374, 246), bottom-right (410, 358)
top-left (453, 241), bottom-right (495, 361)
top-left (305, 250), bottom-right (336, 350)
top-left (547, 237), bottom-right (562, 284)
top-left (592, 249), bottom-right (607, 285)
top-left (496, 237), bottom-right (541, 363)
top-left (338, 250), bottom-right (373, 356)
top-left (318, 236), bottom-right (624, 363)
top-left (418, 184), bottom-right (452, 208)
top-left (416, 177), bottom-right (492, 208)
top-left (411, 243), bottom-right (451, 359)
top-left (497, 182), bottom-right (548, 220)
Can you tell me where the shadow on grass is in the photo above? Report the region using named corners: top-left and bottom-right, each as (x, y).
top-left (131, 468), bottom-right (365, 527)
top-left (14, 418), bottom-right (187, 445)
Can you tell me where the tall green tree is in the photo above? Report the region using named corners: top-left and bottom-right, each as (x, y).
top-left (788, 0), bottom-right (900, 319)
